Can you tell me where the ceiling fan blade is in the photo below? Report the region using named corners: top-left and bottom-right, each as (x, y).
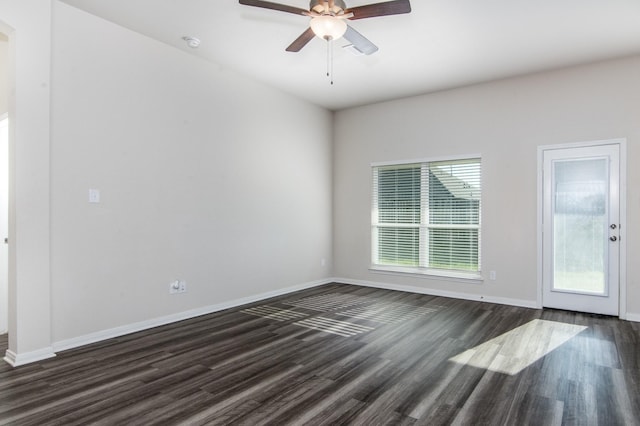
top-left (286, 27), bottom-right (316, 52)
top-left (343, 25), bottom-right (378, 55)
top-left (239, 0), bottom-right (309, 16)
top-left (345, 0), bottom-right (411, 20)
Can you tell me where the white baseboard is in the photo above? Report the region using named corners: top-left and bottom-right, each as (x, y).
top-left (4, 347), bottom-right (56, 367)
top-left (336, 277), bottom-right (540, 309)
top-left (9, 277), bottom-right (635, 366)
top-left (625, 313), bottom-right (640, 323)
top-left (52, 278), bottom-right (331, 354)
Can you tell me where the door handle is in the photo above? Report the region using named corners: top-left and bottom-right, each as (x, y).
top-left (610, 224), bottom-right (617, 229)
top-left (610, 236), bottom-right (618, 242)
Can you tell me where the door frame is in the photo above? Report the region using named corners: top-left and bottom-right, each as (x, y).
top-left (537, 139), bottom-right (627, 318)
top-left (0, 113), bottom-right (7, 333)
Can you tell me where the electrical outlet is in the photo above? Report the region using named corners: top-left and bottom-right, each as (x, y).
top-left (489, 271), bottom-right (496, 281)
top-left (169, 280), bottom-right (187, 294)
top-left (88, 189), bottom-right (100, 203)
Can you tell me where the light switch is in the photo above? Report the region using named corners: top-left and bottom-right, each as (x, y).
top-left (89, 189), bottom-right (100, 203)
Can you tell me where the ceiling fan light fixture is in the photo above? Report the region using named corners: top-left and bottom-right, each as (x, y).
top-left (310, 16), bottom-right (347, 40)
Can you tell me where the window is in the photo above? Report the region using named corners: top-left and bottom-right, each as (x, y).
top-left (371, 157), bottom-right (481, 277)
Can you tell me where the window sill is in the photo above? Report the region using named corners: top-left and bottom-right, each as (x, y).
top-left (369, 265), bottom-right (483, 284)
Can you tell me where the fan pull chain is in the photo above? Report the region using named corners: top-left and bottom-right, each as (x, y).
top-left (331, 37), bottom-right (335, 85)
top-left (326, 37), bottom-right (335, 85)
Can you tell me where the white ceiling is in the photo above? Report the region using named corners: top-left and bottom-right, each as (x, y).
top-left (60, 0), bottom-right (640, 110)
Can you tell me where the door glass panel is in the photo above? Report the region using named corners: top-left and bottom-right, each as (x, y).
top-left (553, 158), bottom-right (607, 295)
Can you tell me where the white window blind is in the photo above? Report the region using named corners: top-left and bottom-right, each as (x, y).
top-left (372, 158), bottom-right (481, 274)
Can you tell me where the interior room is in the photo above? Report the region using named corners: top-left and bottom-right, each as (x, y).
top-left (0, 0), bottom-right (638, 423)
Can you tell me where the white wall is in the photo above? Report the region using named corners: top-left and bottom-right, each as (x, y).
top-left (50, 3), bottom-right (333, 343)
top-left (334, 56), bottom-right (640, 316)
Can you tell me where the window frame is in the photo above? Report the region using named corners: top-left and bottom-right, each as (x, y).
top-left (370, 155), bottom-right (483, 281)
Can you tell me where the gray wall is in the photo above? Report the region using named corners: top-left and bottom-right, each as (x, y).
top-left (2, 0), bottom-right (639, 362)
top-left (334, 55), bottom-right (640, 317)
top-left (49, 3), bottom-right (333, 344)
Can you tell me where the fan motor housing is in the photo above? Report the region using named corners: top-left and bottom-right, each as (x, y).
top-left (310, 0), bottom-right (347, 15)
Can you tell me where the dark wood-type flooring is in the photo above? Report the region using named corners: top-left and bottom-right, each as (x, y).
top-left (0, 283), bottom-right (639, 425)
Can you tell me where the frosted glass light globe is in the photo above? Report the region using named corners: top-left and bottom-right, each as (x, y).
top-left (310, 16), bottom-right (347, 40)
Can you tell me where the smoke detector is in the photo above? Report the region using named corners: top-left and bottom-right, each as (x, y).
top-left (182, 36), bottom-right (201, 49)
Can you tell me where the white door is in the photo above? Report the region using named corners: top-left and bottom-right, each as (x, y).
top-left (0, 114), bottom-right (7, 333)
top-left (542, 144), bottom-right (620, 316)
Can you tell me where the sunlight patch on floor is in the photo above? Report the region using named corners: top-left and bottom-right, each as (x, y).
top-left (449, 319), bottom-right (587, 375)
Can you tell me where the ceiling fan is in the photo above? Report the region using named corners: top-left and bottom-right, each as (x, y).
top-left (239, 0), bottom-right (412, 56)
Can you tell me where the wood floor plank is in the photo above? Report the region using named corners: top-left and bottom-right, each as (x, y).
top-left (305, 398), bottom-right (367, 426)
top-left (0, 283), bottom-right (638, 425)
